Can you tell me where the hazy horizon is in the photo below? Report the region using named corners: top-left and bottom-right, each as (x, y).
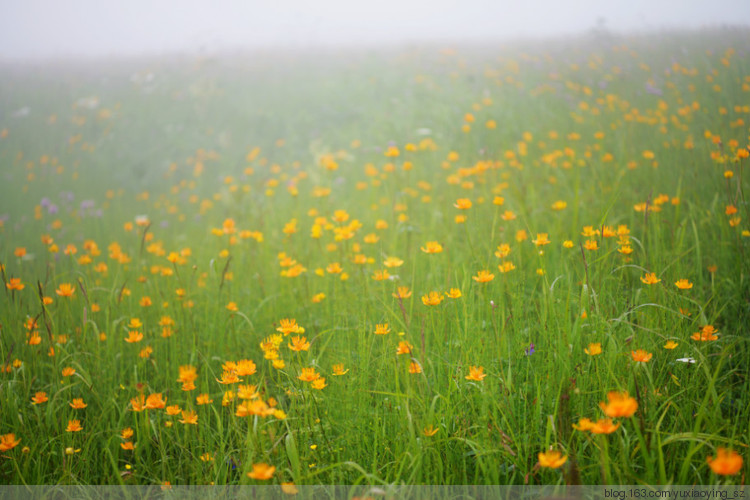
top-left (1, 0), bottom-right (749, 61)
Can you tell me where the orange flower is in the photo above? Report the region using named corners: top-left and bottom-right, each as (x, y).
top-left (120, 427), bottom-right (134, 439)
top-left (196, 393), bottom-right (213, 405)
top-left (538, 450), bottom-right (568, 468)
top-left (0, 433), bottom-right (21, 452)
top-left (120, 442), bottom-right (135, 450)
top-left (311, 378), bottom-right (327, 390)
top-left (472, 270), bottom-right (495, 283)
top-left (396, 341), bottom-right (413, 355)
top-left (590, 419), bottom-right (620, 434)
top-left (62, 367), bottom-right (75, 377)
top-left (216, 371), bottom-right (241, 385)
top-left (125, 331), bottom-right (143, 343)
top-left (69, 398), bottom-right (87, 409)
top-left (6, 278), bottom-right (25, 291)
top-left (454, 198), bottom-right (472, 209)
top-left (707, 448), bottom-right (743, 475)
top-left (31, 391), bottom-right (48, 404)
top-left (130, 395), bottom-right (146, 412)
top-left (145, 393), bottom-right (167, 410)
top-left (631, 349), bottom-right (653, 363)
top-left (247, 463), bottom-right (275, 480)
top-left (421, 291), bottom-right (444, 306)
top-left (409, 362), bottom-right (422, 374)
top-left (392, 286), bottom-right (412, 299)
top-left (445, 288), bottom-right (462, 298)
top-left (298, 367), bottom-right (320, 382)
top-left (288, 336), bottom-right (310, 352)
top-left (179, 410), bottom-right (198, 425)
top-left (165, 405), bottom-right (181, 416)
top-left (276, 318), bottom-right (303, 335)
top-left (421, 241), bottom-right (443, 254)
top-left (226, 301), bottom-right (238, 312)
top-left (66, 420), bottom-right (83, 432)
top-left (177, 365), bottom-right (198, 383)
top-left (599, 391), bottom-right (638, 418)
top-left (56, 283), bottom-right (76, 297)
top-left (532, 233), bottom-right (551, 246)
top-left (465, 366), bottom-right (487, 381)
top-left (640, 273), bottom-right (660, 285)
top-left (692, 325), bottom-right (719, 341)
top-left (235, 359), bottom-right (257, 376)
top-left (572, 418), bottom-right (595, 431)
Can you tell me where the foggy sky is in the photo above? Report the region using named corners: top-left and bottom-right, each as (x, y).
top-left (1, 0), bottom-right (749, 59)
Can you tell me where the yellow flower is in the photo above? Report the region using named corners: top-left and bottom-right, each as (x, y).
top-left (276, 318), bottom-right (303, 335)
top-left (421, 241), bottom-right (443, 254)
top-left (332, 364), bottom-right (349, 376)
top-left (538, 450), bottom-right (568, 468)
top-left (675, 279), bottom-right (693, 289)
top-left (532, 233), bottom-right (551, 246)
top-left (584, 343), bottom-right (602, 356)
top-left (311, 378), bottom-right (327, 390)
top-left (383, 256), bottom-right (404, 268)
top-left (298, 367), bottom-right (320, 382)
top-left (445, 288), bottom-right (462, 299)
top-left (640, 272), bottom-right (660, 285)
top-left (664, 340), bottom-right (678, 349)
top-left (374, 323), bottom-right (391, 335)
top-left (420, 290), bottom-right (444, 306)
top-left (423, 425), bottom-right (439, 437)
top-left (372, 270), bottom-right (390, 281)
top-left (409, 362), bottom-right (422, 374)
top-left (392, 286), bottom-right (412, 299)
top-left (472, 270), bottom-right (495, 283)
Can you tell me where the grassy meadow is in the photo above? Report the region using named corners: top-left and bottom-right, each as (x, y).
top-left (0, 29), bottom-right (749, 486)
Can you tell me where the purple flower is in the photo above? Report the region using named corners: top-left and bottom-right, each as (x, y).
top-left (525, 343), bottom-right (536, 356)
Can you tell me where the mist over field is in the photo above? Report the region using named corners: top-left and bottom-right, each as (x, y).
top-left (1, 0), bottom-right (749, 59)
top-left (1, 0), bottom-right (749, 490)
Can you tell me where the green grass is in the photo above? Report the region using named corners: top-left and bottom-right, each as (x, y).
top-left (0, 28), bottom-right (749, 485)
